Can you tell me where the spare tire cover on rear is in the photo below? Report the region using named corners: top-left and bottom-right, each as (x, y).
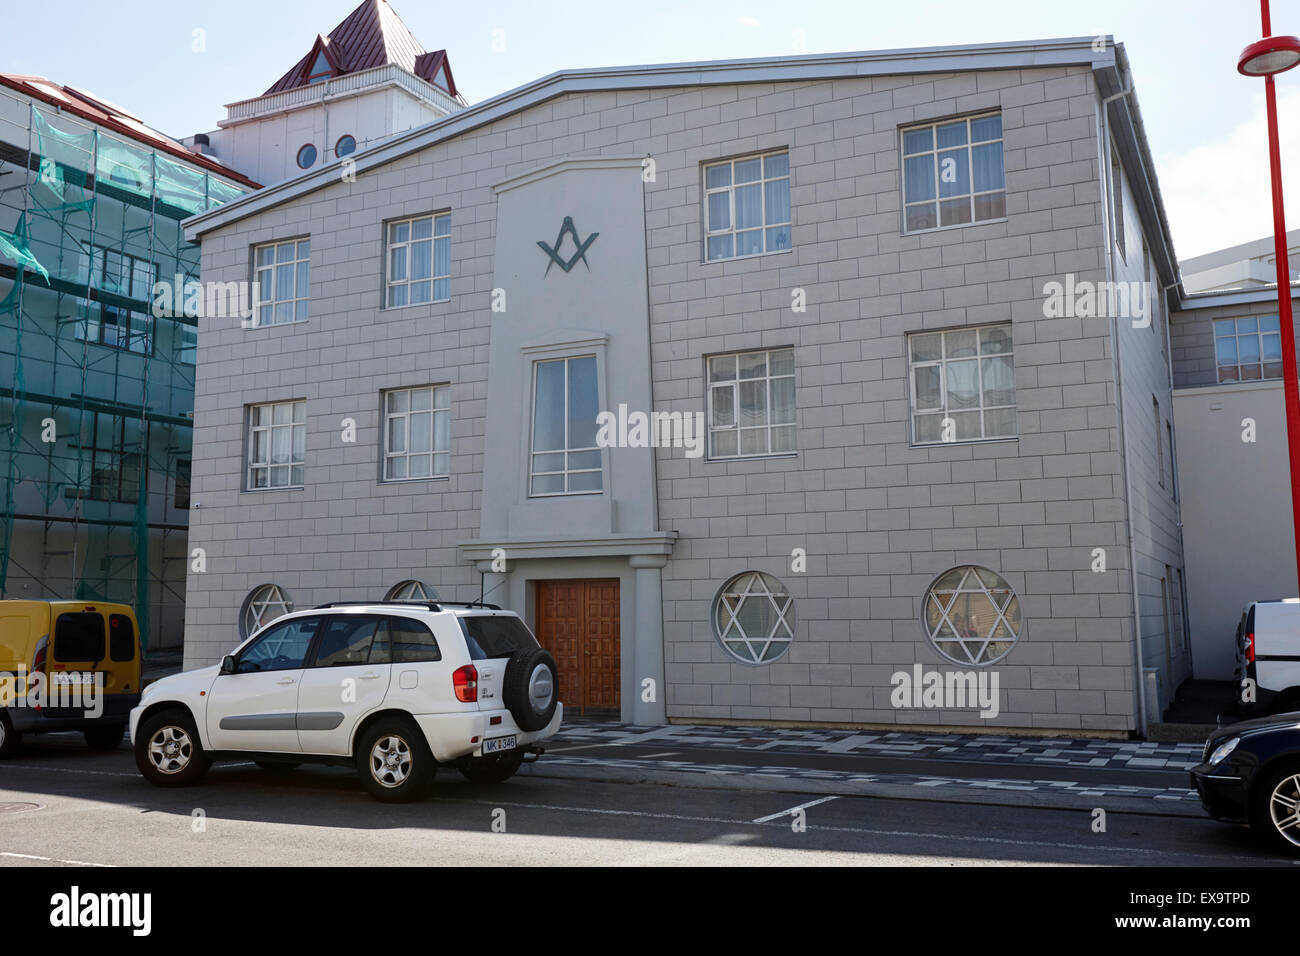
top-left (503, 647), bottom-right (559, 732)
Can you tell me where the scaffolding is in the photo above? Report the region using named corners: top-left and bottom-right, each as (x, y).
top-left (0, 85), bottom-right (248, 651)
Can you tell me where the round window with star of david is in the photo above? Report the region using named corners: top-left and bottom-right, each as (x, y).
top-left (712, 571), bottom-right (796, 665)
top-left (921, 566), bottom-right (1022, 666)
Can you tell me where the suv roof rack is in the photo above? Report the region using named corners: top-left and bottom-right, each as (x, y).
top-left (311, 599), bottom-right (502, 612)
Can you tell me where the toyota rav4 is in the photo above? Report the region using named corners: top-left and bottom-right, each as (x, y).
top-left (129, 600), bottom-right (561, 802)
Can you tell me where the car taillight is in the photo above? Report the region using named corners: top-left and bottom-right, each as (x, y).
top-left (453, 664), bottom-right (478, 703)
top-left (30, 642), bottom-right (46, 688)
top-left (1245, 632), bottom-right (1255, 663)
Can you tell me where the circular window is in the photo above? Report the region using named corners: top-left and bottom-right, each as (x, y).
top-left (240, 583), bottom-right (293, 638)
top-left (296, 143), bottom-right (317, 169)
top-left (385, 580), bottom-right (438, 602)
top-left (922, 566), bottom-right (1022, 666)
top-left (711, 571), bottom-right (796, 664)
top-left (335, 134), bottom-right (356, 158)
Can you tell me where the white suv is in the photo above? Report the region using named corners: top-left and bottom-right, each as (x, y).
top-left (129, 601), bottom-right (562, 802)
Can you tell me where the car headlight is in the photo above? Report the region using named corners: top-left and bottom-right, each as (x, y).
top-left (1208, 737), bottom-right (1240, 766)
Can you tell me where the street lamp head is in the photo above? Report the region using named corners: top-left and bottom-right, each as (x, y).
top-left (1239, 35), bottom-right (1300, 76)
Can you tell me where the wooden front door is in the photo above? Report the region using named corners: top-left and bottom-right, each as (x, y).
top-left (535, 579), bottom-right (620, 716)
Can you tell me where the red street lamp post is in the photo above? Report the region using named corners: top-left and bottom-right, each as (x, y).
top-left (1238, 1), bottom-right (1300, 593)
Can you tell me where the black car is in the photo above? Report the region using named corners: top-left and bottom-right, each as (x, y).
top-left (1192, 711), bottom-right (1300, 855)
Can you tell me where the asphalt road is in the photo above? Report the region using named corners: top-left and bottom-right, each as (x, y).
top-left (0, 733), bottom-right (1289, 867)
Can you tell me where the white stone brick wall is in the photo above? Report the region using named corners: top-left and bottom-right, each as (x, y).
top-left (187, 63), bottom-right (1169, 733)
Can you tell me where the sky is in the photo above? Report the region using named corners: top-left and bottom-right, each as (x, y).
top-left (1, 0), bottom-right (1296, 260)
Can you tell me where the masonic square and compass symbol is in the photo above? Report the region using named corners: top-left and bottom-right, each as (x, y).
top-left (537, 215), bottom-right (598, 275)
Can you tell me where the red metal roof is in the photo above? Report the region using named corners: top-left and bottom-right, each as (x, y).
top-left (264, 0), bottom-right (457, 97)
top-left (0, 72), bottom-right (261, 189)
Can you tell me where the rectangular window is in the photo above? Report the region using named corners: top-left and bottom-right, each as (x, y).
top-left (54, 613), bottom-right (104, 662)
top-left (386, 213), bottom-right (451, 306)
top-left (1111, 145), bottom-right (1126, 260)
top-left (1214, 315), bottom-right (1283, 383)
top-left (180, 324), bottom-right (197, 365)
top-left (901, 113), bottom-right (1005, 233)
top-left (389, 616), bottom-right (441, 663)
top-left (174, 459), bottom-right (191, 510)
top-left (108, 613), bottom-right (135, 662)
top-left (253, 239), bottom-right (310, 326)
top-left (1153, 396), bottom-right (1164, 488)
top-left (703, 150), bottom-right (792, 261)
top-left (383, 385), bottom-right (450, 480)
top-left (79, 412), bottom-right (146, 503)
top-left (529, 355), bottom-right (602, 496)
top-left (246, 400), bottom-right (305, 490)
top-left (707, 348), bottom-right (796, 459)
top-left (1166, 421), bottom-right (1176, 499)
top-left (908, 324), bottom-right (1017, 444)
top-left (76, 245), bottom-right (157, 354)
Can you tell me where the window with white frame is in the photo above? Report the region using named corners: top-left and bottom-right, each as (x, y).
top-left (253, 239), bottom-right (310, 326)
top-left (707, 348), bottom-right (796, 458)
top-left (383, 385), bottom-right (450, 480)
top-left (246, 400), bottom-right (305, 489)
top-left (529, 355), bottom-right (601, 496)
top-left (908, 324), bottom-right (1017, 444)
top-left (901, 113), bottom-right (1005, 233)
top-left (386, 213), bottom-right (450, 306)
top-left (1214, 315), bottom-right (1282, 383)
top-left (703, 150), bottom-right (791, 261)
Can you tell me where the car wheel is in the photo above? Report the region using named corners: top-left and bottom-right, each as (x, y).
top-left (134, 708), bottom-right (212, 788)
top-left (503, 648), bottom-right (559, 732)
top-left (0, 711), bottom-right (21, 759)
top-left (84, 723), bottom-right (125, 752)
top-left (1252, 759), bottom-right (1300, 857)
top-left (254, 761), bottom-right (301, 772)
top-left (355, 718), bottom-right (434, 803)
top-left (457, 749), bottom-right (526, 784)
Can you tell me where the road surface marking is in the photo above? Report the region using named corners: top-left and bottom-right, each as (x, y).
top-left (753, 795), bottom-right (838, 823)
top-left (0, 851), bottom-right (113, 867)
top-left (437, 795), bottom-right (1271, 863)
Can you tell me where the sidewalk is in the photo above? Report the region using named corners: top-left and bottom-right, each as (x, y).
top-left (518, 718), bottom-right (1209, 815)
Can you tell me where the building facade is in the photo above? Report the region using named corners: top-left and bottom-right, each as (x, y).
top-left (1170, 284), bottom-right (1300, 680)
top-left (185, 0), bottom-right (465, 187)
top-left (180, 36), bottom-right (1189, 735)
top-left (0, 75), bottom-right (254, 649)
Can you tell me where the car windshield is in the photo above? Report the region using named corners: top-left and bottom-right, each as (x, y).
top-left (459, 615), bottom-right (539, 660)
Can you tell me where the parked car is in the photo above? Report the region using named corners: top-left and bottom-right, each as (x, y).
top-left (1192, 711), bottom-right (1300, 855)
top-left (1234, 599), bottom-right (1300, 715)
top-left (0, 600), bottom-right (142, 757)
top-left (129, 600), bottom-right (562, 802)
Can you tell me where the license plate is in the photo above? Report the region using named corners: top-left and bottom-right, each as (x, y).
top-left (52, 672), bottom-right (97, 685)
top-left (482, 734), bottom-right (517, 755)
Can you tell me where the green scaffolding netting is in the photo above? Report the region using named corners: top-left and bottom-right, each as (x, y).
top-left (0, 99), bottom-right (250, 651)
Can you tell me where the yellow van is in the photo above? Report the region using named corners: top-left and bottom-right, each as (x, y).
top-left (0, 600), bottom-right (142, 757)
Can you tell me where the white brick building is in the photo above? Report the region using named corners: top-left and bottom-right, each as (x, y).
top-left (180, 33), bottom-right (1187, 737)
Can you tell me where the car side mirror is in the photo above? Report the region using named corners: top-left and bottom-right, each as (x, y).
top-left (220, 655), bottom-right (237, 675)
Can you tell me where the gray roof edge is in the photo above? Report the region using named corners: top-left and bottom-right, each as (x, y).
top-left (1175, 283), bottom-right (1300, 312)
top-left (183, 36), bottom-right (1112, 239)
top-left (1180, 228), bottom-right (1300, 273)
